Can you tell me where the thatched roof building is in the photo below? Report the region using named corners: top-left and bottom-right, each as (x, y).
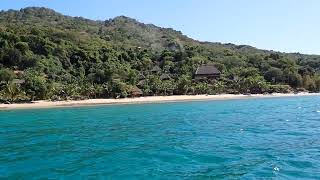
top-left (195, 65), bottom-right (221, 80)
top-left (129, 86), bottom-right (143, 97)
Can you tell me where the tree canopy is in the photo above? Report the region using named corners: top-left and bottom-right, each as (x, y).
top-left (1, 7), bottom-right (320, 102)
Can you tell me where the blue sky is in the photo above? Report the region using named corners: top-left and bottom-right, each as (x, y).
top-left (1, 0), bottom-right (320, 54)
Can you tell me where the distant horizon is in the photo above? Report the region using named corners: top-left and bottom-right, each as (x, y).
top-left (1, 0), bottom-right (320, 55)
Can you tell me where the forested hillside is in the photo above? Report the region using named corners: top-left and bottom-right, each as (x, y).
top-left (1, 7), bottom-right (320, 102)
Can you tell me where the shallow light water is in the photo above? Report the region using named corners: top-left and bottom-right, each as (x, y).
top-left (1, 96), bottom-right (320, 179)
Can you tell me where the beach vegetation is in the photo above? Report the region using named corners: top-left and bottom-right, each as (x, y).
top-left (1, 7), bottom-right (320, 103)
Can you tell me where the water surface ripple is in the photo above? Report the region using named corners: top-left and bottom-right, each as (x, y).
top-left (1, 96), bottom-right (320, 179)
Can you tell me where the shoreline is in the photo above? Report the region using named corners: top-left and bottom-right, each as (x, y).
top-left (0, 93), bottom-right (319, 110)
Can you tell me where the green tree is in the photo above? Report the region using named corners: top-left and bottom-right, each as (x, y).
top-left (177, 75), bottom-right (192, 95)
top-left (264, 67), bottom-right (283, 83)
top-left (314, 75), bottom-right (320, 92)
top-left (111, 81), bottom-right (128, 98)
top-left (1, 83), bottom-right (28, 102)
top-left (2, 49), bottom-right (22, 67)
top-left (24, 70), bottom-right (49, 100)
top-left (303, 75), bottom-right (316, 91)
top-left (239, 75), bottom-right (268, 94)
top-left (0, 68), bottom-right (16, 83)
top-left (15, 42), bottom-right (30, 54)
top-left (287, 73), bottom-right (303, 88)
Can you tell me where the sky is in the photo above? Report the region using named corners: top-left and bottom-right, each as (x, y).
top-left (1, 0), bottom-right (320, 54)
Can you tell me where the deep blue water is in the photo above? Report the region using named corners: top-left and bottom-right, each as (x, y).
top-left (1, 96), bottom-right (320, 179)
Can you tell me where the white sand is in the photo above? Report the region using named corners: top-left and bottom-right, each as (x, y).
top-left (0, 93), bottom-right (319, 110)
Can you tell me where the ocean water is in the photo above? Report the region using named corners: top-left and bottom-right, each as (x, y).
top-left (1, 96), bottom-right (320, 179)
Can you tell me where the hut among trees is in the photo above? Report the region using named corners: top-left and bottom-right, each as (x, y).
top-left (194, 65), bottom-right (221, 80)
top-left (128, 86), bottom-right (143, 97)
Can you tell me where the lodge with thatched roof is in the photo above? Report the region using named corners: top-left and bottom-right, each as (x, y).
top-left (128, 86), bottom-right (143, 97)
top-left (194, 65), bottom-right (221, 80)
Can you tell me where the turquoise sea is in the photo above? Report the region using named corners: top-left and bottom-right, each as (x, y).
top-left (1, 96), bottom-right (320, 179)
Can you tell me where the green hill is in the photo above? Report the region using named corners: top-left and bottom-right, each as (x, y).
top-left (0, 7), bottom-right (320, 102)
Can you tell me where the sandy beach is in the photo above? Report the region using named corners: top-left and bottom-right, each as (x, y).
top-left (0, 93), bottom-right (319, 110)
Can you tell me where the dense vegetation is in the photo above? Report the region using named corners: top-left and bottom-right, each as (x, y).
top-left (1, 7), bottom-right (320, 103)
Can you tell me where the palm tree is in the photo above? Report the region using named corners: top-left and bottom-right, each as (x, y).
top-left (2, 83), bottom-right (28, 102)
